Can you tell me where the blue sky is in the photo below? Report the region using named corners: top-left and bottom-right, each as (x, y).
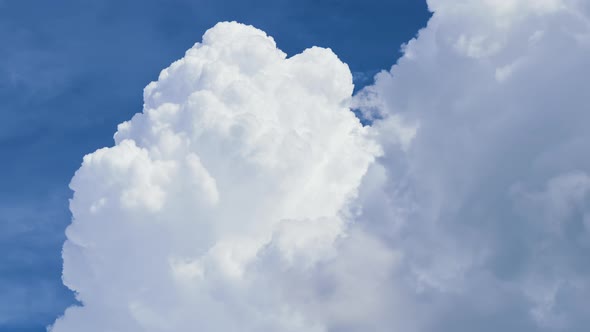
top-left (5, 1), bottom-right (590, 331)
top-left (0, 1), bottom-right (429, 330)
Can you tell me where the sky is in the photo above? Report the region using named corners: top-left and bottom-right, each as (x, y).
top-left (3, 0), bottom-right (590, 332)
top-left (0, 1), bottom-right (429, 331)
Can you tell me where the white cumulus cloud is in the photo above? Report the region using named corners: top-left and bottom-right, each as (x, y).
top-left (51, 22), bottom-right (379, 332)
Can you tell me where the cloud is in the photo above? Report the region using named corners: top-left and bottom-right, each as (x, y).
top-left (50, 22), bottom-right (378, 332)
top-left (353, 0), bottom-right (590, 330)
top-left (53, 0), bottom-right (590, 330)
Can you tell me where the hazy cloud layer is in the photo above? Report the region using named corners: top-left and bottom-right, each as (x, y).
top-left (53, 0), bottom-right (590, 331)
top-left (354, 0), bottom-right (590, 330)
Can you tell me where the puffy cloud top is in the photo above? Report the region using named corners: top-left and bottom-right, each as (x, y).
top-left (51, 22), bottom-right (378, 332)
